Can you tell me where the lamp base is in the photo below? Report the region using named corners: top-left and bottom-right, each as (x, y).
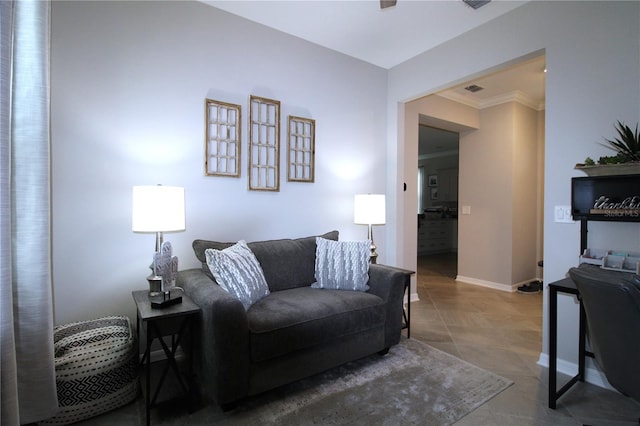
top-left (151, 295), bottom-right (182, 309)
top-left (368, 224), bottom-right (379, 264)
top-left (147, 275), bottom-right (162, 296)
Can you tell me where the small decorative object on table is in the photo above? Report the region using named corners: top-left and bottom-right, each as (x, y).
top-left (580, 248), bottom-right (640, 274)
top-left (151, 241), bottom-right (182, 309)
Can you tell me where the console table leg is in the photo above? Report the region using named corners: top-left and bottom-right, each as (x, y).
top-left (549, 286), bottom-right (558, 409)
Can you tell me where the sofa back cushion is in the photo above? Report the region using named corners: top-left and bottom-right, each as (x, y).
top-left (192, 231), bottom-right (339, 292)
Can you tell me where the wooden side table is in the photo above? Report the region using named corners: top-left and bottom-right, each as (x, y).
top-left (132, 290), bottom-right (201, 426)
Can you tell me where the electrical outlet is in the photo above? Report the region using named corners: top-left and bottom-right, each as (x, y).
top-left (554, 205), bottom-right (574, 223)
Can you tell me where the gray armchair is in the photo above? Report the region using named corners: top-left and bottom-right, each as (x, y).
top-left (568, 265), bottom-right (640, 403)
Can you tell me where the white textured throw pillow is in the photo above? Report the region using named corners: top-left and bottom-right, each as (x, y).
top-left (312, 237), bottom-right (371, 291)
top-left (205, 240), bottom-right (270, 310)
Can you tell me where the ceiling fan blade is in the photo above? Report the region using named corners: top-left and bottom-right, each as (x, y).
top-left (462, 0), bottom-right (491, 9)
top-left (380, 0), bottom-right (397, 9)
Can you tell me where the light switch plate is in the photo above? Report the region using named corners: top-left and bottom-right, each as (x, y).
top-left (462, 205), bottom-right (471, 215)
top-left (554, 205), bottom-right (574, 223)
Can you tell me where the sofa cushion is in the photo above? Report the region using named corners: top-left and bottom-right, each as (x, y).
top-left (193, 231), bottom-right (339, 292)
top-left (246, 287), bottom-right (385, 362)
top-left (205, 240), bottom-right (270, 311)
top-left (312, 237), bottom-right (371, 291)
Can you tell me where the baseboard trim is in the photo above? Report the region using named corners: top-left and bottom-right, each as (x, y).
top-left (455, 275), bottom-right (543, 292)
top-left (455, 275), bottom-right (514, 292)
top-left (406, 292), bottom-right (420, 304)
top-left (537, 352), bottom-right (615, 392)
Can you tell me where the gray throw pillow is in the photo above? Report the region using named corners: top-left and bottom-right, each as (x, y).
top-left (205, 240), bottom-right (270, 310)
top-left (312, 237), bottom-right (370, 291)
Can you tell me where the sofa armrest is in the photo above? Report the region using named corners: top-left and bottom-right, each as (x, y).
top-left (176, 269), bottom-right (249, 405)
top-left (367, 264), bottom-right (410, 348)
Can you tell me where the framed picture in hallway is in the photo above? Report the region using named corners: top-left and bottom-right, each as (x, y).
top-left (430, 187), bottom-right (438, 200)
top-left (428, 174), bottom-right (438, 187)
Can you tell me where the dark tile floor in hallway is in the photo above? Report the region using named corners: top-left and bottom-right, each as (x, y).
top-left (412, 253), bottom-right (640, 425)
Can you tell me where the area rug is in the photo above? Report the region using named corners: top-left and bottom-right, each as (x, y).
top-left (158, 338), bottom-right (513, 426)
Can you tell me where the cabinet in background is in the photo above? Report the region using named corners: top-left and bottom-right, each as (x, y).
top-left (418, 219), bottom-right (457, 255)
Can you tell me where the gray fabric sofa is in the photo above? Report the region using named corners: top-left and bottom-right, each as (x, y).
top-left (176, 231), bottom-right (408, 408)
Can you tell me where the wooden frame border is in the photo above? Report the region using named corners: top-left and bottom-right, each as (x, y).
top-left (287, 116), bottom-right (315, 183)
top-left (248, 95), bottom-right (280, 191)
top-left (204, 99), bottom-right (241, 177)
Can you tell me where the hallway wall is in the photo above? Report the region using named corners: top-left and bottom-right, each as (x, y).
top-left (410, 96), bottom-right (543, 292)
top-left (458, 101), bottom-right (542, 290)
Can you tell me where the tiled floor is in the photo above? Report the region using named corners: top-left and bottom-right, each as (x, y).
top-left (414, 253), bottom-right (640, 425)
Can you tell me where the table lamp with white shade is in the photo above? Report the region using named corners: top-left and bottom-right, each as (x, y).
top-left (354, 193), bottom-right (386, 264)
top-left (132, 185), bottom-right (185, 296)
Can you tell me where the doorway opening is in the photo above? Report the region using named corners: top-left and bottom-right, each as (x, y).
top-left (417, 126), bottom-right (460, 279)
top-left (408, 53), bottom-right (546, 293)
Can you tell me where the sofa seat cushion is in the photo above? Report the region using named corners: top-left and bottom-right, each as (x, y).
top-left (247, 287), bottom-right (385, 362)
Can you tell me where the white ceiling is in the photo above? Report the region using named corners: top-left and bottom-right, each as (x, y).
top-left (203, 1), bottom-right (546, 156)
top-left (205, 0), bottom-right (529, 69)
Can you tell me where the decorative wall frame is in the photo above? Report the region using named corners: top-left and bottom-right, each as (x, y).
top-left (205, 99), bottom-right (241, 177)
top-left (248, 95), bottom-right (280, 191)
top-left (430, 187), bottom-right (439, 200)
top-left (428, 174), bottom-right (438, 187)
top-left (287, 116), bottom-right (315, 183)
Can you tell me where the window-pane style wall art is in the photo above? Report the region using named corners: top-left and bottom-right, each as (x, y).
top-left (287, 116), bottom-right (315, 183)
top-left (249, 95), bottom-right (280, 191)
top-left (205, 99), bottom-right (241, 177)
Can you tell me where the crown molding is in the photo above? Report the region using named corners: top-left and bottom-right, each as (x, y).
top-left (437, 90), bottom-right (545, 111)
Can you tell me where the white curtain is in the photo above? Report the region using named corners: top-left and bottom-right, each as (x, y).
top-left (1, 1), bottom-right (58, 424)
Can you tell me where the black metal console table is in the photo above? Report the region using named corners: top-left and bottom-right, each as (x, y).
top-left (548, 173), bottom-right (640, 408)
top-left (547, 277), bottom-right (591, 409)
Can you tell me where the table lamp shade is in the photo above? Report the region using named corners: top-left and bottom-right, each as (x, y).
top-left (132, 185), bottom-right (185, 233)
top-left (354, 194), bottom-right (386, 225)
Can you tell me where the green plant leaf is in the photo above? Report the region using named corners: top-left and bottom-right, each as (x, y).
top-left (599, 121), bottom-right (640, 162)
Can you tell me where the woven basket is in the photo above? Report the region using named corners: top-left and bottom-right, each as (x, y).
top-left (41, 316), bottom-right (138, 425)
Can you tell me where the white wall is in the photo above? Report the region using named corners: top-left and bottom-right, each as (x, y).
top-left (50, 1), bottom-right (387, 325)
top-left (459, 103), bottom-right (516, 288)
top-left (388, 1), bottom-right (640, 379)
top-left (511, 103), bottom-right (540, 285)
